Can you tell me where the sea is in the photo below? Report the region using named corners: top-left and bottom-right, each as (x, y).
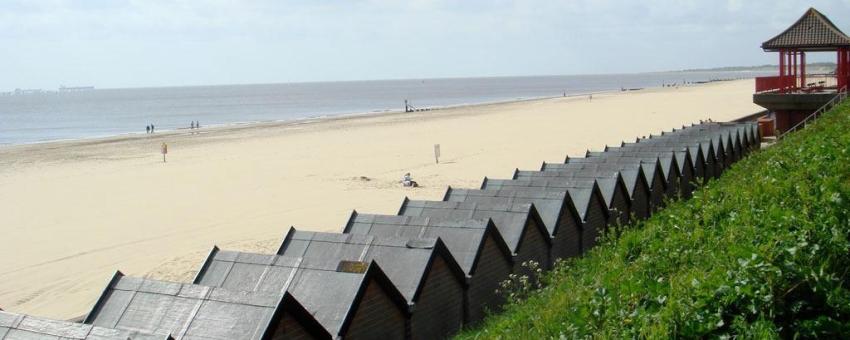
top-left (0, 71), bottom-right (771, 145)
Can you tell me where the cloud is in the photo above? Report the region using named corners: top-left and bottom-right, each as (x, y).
top-left (1, 0), bottom-right (849, 89)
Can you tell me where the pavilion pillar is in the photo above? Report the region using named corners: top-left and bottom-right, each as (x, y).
top-left (801, 52), bottom-right (806, 88)
top-left (779, 50), bottom-right (785, 92)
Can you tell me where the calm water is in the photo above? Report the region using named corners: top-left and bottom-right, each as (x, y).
top-left (0, 71), bottom-right (769, 145)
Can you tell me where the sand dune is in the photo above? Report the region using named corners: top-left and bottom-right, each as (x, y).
top-left (0, 79), bottom-right (763, 319)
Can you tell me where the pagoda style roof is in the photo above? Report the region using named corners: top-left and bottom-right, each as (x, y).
top-left (762, 8), bottom-right (850, 51)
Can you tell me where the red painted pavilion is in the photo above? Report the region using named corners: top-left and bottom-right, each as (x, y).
top-left (753, 8), bottom-right (850, 133)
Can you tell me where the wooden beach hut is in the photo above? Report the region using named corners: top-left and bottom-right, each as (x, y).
top-left (630, 138), bottom-right (712, 184)
top-left (343, 213), bottom-right (514, 324)
top-left (672, 125), bottom-right (743, 163)
top-left (191, 249), bottom-right (410, 339)
top-left (277, 229), bottom-right (467, 339)
top-left (397, 199), bottom-right (552, 273)
top-left (1, 310), bottom-right (173, 340)
top-left (641, 135), bottom-right (720, 180)
top-left (535, 163), bottom-right (653, 220)
top-left (511, 170), bottom-right (632, 226)
top-left (84, 272), bottom-right (332, 340)
top-left (479, 178), bottom-right (610, 253)
top-left (560, 157), bottom-right (668, 211)
top-left (442, 187), bottom-right (584, 261)
top-left (586, 151), bottom-right (685, 200)
top-left (660, 128), bottom-right (732, 169)
top-left (604, 145), bottom-right (697, 198)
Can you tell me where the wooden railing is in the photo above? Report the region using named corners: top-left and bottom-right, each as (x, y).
top-left (778, 86), bottom-right (848, 139)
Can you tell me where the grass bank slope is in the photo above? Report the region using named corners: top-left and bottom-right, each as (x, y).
top-left (458, 104), bottom-right (850, 338)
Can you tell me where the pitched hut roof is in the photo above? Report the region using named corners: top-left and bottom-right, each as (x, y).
top-left (511, 169), bottom-right (626, 209)
top-left (538, 162), bottom-right (649, 199)
top-left (563, 157), bottom-right (667, 192)
top-left (343, 213), bottom-right (514, 275)
top-left (277, 229), bottom-right (467, 303)
top-left (586, 151), bottom-right (680, 183)
top-left (84, 272), bottom-right (330, 340)
top-left (603, 146), bottom-right (694, 175)
top-left (479, 178), bottom-right (610, 222)
top-left (442, 187), bottom-right (583, 238)
top-left (762, 8), bottom-right (850, 51)
top-left (191, 249), bottom-right (407, 338)
top-left (396, 199), bottom-right (552, 253)
top-left (1, 311), bottom-right (172, 340)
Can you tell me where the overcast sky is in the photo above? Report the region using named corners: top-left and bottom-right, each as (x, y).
top-left (2, 0), bottom-right (849, 90)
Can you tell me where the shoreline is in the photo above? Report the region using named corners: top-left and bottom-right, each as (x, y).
top-left (0, 78), bottom-right (751, 150)
top-left (0, 89), bottom-right (620, 150)
top-left (0, 79), bottom-right (764, 319)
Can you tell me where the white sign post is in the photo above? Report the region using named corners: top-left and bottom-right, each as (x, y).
top-left (434, 144), bottom-right (441, 164)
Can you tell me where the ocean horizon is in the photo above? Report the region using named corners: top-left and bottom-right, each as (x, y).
top-left (0, 71), bottom-right (770, 145)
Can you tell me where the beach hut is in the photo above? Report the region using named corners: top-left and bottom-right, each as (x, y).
top-left (1, 310), bottom-right (173, 340)
top-left (443, 187), bottom-right (584, 261)
top-left (191, 249), bottom-right (409, 339)
top-left (605, 145), bottom-right (698, 198)
top-left (479, 178), bottom-right (610, 252)
top-left (84, 272), bottom-right (332, 340)
top-left (560, 157), bottom-right (668, 211)
top-left (511, 170), bottom-right (632, 226)
top-left (343, 213), bottom-right (514, 324)
top-left (586, 151), bottom-right (685, 199)
top-left (397, 199), bottom-right (552, 273)
top-left (535, 163), bottom-right (652, 220)
top-left (277, 229), bottom-right (467, 339)
top-left (661, 128), bottom-right (732, 169)
top-left (642, 135), bottom-right (720, 180)
top-left (630, 138), bottom-right (711, 184)
top-left (672, 125), bottom-right (743, 163)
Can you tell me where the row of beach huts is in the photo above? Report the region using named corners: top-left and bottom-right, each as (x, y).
top-left (1, 120), bottom-right (760, 340)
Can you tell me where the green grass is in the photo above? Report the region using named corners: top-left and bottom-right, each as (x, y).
top-left (457, 103), bottom-right (850, 339)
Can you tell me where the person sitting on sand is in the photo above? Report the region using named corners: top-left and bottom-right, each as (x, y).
top-left (401, 173), bottom-right (418, 187)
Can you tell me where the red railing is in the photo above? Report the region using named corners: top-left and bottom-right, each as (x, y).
top-left (756, 74), bottom-right (840, 93)
top-left (755, 76), bottom-right (796, 93)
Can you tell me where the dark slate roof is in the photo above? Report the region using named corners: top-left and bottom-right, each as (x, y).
top-left (0, 311), bottom-right (172, 340)
top-left (84, 272), bottom-right (330, 340)
top-left (511, 170), bottom-right (624, 209)
top-left (564, 157), bottom-right (667, 190)
top-left (276, 229), bottom-right (467, 303)
top-left (586, 151), bottom-right (680, 182)
top-left (396, 199), bottom-right (551, 253)
top-left (539, 162), bottom-right (649, 197)
top-left (641, 135), bottom-right (718, 161)
top-left (343, 213), bottom-right (514, 276)
top-left (627, 140), bottom-right (707, 166)
top-left (442, 187), bottom-right (582, 238)
top-left (762, 8), bottom-right (850, 51)
top-left (605, 146), bottom-right (694, 174)
top-left (479, 178), bottom-right (609, 222)
top-left (191, 249), bottom-right (407, 338)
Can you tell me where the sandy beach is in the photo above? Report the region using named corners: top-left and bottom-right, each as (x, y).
top-left (0, 79), bottom-right (762, 319)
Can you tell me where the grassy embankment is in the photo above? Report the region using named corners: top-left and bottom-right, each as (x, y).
top-left (458, 103), bottom-right (850, 338)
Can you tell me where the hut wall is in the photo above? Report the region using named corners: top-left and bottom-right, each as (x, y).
top-left (582, 199), bottom-right (607, 251)
top-left (666, 172), bottom-right (681, 199)
top-left (273, 312), bottom-right (319, 340)
top-left (410, 255), bottom-right (465, 340)
top-left (681, 162), bottom-right (695, 199)
top-left (512, 219), bottom-right (551, 273)
top-left (633, 180), bottom-right (651, 220)
top-left (693, 156), bottom-right (706, 185)
top-left (553, 208), bottom-right (581, 260)
top-left (466, 234), bottom-right (512, 324)
top-left (344, 279), bottom-right (407, 340)
top-left (612, 188), bottom-right (630, 226)
top-left (650, 173), bottom-right (666, 211)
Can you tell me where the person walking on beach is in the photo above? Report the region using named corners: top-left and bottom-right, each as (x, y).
top-left (195, 121), bottom-right (200, 129)
top-left (146, 125), bottom-right (150, 134)
top-left (190, 121), bottom-right (195, 129)
top-left (161, 142), bottom-right (168, 163)
top-left (151, 124), bottom-right (155, 133)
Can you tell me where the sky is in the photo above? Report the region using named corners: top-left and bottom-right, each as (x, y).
top-left (1, 0), bottom-right (850, 90)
